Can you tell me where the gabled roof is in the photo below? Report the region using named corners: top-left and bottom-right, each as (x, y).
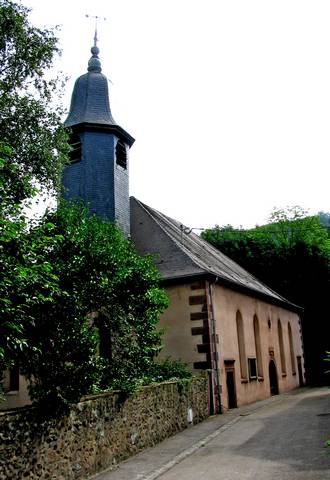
top-left (130, 197), bottom-right (301, 313)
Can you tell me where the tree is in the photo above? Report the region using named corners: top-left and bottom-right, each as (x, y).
top-left (0, 144), bottom-right (65, 376)
top-left (0, 0), bottom-right (68, 209)
top-left (0, 2), bottom-right (169, 412)
top-left (17, 202), bottom-right (168, 409)
top-left (0, 0), bottom-right (68, 379)
top-left (202, 206), bottom-right (330, 385)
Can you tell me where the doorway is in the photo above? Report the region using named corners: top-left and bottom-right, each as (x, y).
top-left (226, 367), bottom-right (237, 408)
top-left (269, 360), bottom-right (279, 395)
top-left (297, 356), bottom-right (304, 387)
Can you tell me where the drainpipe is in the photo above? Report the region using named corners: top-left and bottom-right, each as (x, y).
top-left (206, 279), bottom-right (222, 414)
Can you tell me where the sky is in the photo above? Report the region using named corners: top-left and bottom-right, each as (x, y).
top-left (22, 0), bottom-right (330, 229)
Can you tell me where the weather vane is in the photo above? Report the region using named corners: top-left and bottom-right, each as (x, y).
top-left (85, 14), bottom-right (107, 47)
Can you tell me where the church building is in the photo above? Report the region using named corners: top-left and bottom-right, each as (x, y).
top-left (1, 40), bottom-right (305, 413)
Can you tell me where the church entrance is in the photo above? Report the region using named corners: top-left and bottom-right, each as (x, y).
top-left (225, 361), bottom-right (237, 408)
top-left (269, 360), bottom-right (279, 396)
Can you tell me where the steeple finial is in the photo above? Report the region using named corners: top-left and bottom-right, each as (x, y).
top-left (85, 14), bottom-right (106, 73)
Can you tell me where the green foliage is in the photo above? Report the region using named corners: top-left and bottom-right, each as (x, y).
top-left (14, 201), bottom-right (168, 408)
top-left (149, 358), bottom-right (192, 383)
top-left (0, 0), bottom-right (69, 372)
top-left (0, 146), bottom-right (62, 374)
top-left (202, 206), bottom-right (330, 385)
top-left (0, 0), bottom-right (68, 208)
top-left (0, 2), bottom-right (169, 413)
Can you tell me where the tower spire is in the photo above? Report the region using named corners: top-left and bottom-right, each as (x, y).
top-left (94, 23), bottom-right (98, 48)
top-left (63, 17), bottom-right (135, 237)
top-left (85, 14), bottom-right (106, 73)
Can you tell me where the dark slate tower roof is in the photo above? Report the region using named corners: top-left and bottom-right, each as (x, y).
top-left (130, 197), bottom-right (301, 313)
top-left (64, 41), bottom-right (134, 146)
top-left (62, 36), bottom-right (134, 236)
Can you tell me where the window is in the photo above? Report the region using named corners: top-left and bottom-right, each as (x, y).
top-left (288, 323), bottom-right (296, 375)
top-left (116, 140), bottom-right (127, 169)
top-left (9, 364), bottom-right (19, 391)
top-left (253, 315), bottom-right (263, 378)
top-left (68, 132), bottom-right (82, 163)
top-left (248, 358), bottom-right (257, 380)
top-left (236, 310), bottom-right (247, 380)
top-left (4, 363), bottom-right (20, 392)
top-left (278, 319), bottom-right (287, 375)
top-left (96, 319), bottom-right (112, 362)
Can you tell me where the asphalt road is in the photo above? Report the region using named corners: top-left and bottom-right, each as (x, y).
top-left (156, 388), bottom-right (330, 480)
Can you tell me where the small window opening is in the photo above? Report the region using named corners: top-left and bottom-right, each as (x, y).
top-left (68, 132), bottom-right (82, 163)
top-left (248, 358), bottom-right (257, 380)
top-left (98, 323), bottom-right (112, 362)
top-left (9, 363), bottom-right (19, 391)
top-left (116, 140), bottom-right (127, 169)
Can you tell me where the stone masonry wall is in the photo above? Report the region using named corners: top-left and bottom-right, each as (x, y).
top-left (0, 376), bottom-right (208, 480)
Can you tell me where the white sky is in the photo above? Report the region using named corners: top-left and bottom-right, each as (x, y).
top-left (22, 0), bottom-right (330, 229)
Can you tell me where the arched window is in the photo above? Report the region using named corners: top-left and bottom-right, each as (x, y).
top-left (253, 315), bottom-right (263, 378)
top-left (116, 140), bottom-right (127, 169)
top-left (288, 323), bottom-right (296, 375)
top-left (278, 319), bottom-right (286, 375)
top-left (236, 310), bottom-right (247, 380)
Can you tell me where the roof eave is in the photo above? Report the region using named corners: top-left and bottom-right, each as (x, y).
top-left (67, 122), bottom-right (135, 147)
top-left (161, 271), bottom-right (302, 314)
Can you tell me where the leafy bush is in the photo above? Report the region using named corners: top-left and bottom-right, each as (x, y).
top-left (14, 201), bottom-right (168, 410)
top-left (149, 358), bottom-right (192, 383)
top-left (0, 2), bottom-right (170, 413)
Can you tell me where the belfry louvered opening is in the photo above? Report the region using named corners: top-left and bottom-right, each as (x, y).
top-left (116, 140), bottom-right (127, 169)
top-left (68, 132), bottom-right (82, 163)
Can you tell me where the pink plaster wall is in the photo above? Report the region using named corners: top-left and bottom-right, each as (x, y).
top-left (212, 284), bottom-right (304, 411)
top-left (158, 280), bottom-right (304, 412)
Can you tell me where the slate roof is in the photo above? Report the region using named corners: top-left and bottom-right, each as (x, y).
top-left (65, 71), bottom-right (116, 127)
top-left (130, 197), bottom-right (301, 313)
top-left (64, 46), bottom-right (134, 147)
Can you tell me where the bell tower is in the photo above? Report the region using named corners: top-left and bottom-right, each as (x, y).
top-left (62, 35), bottom-right (134, 236)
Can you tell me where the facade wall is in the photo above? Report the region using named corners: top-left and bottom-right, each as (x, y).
top-left (158, 282), bottom-right (211, 370)
top-left (114, 138), bottom-right (130, 237)
top-left (212, 284), bottom-right (304, 411)
top-left (0, 377), bottom-right (208, 480)
top-left (62, 131), bottom-right (130, 236)
top-left (1, 373), bottom-right (31, 410)
top-left (159, 280), bottom-right (304, 412)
